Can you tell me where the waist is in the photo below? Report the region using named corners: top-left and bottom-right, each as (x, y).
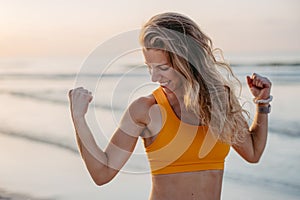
top-left (150, 170), bottom-right (224, 200)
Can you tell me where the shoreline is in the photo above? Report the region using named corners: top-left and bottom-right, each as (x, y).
top-left (1, 132), bottom-right (299, 200)
top-left (0, 188), bottom-right (47, 200)
top-left (0, 133), bottom-right (99, 200)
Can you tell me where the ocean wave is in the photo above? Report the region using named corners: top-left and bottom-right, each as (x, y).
top-left (269, 120), bottom-right (300, 137)
top-left (0, 128), bottom-right (78, 154)
top-left (0, 90), bottom-right (124, 112)
top-left (0, 90), bottom-right (68, 104)
top-left (2, 68), bottom-right (300, 86)
top-left (230, 62), bottom-right (300, 67)
top-left (1, 89), bottom-right (300, 138)
top-left (0, 72), bottom-right (148, 80)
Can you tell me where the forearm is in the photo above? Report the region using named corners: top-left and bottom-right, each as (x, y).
top-left (248, 104), bottom-right (269, 161)
top-left (73, 116), bottom-right (110, 184)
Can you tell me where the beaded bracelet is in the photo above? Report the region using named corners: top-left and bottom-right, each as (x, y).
top-left (253, 95), bottom-right (273, 104)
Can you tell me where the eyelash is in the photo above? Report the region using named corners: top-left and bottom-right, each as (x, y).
top-left (160, 66), bottom-right (169, 71)
top-left (147, 65), bottom-right (170, 71)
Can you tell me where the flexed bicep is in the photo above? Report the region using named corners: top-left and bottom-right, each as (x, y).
top-left (104, 98), bottom-right (150, 175)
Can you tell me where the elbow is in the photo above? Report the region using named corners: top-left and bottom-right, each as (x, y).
top-left (93, 177), bottom-right (111, 186)
top-left (91, 168), bottom-right (116, 186)
top-left (245, 156), bottom-right (261, 164)
top-left (92, 172), bottom-right (112, 186)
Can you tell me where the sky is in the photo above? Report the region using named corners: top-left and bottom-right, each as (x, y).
top-left (0, 0), bottom-right (300, 58)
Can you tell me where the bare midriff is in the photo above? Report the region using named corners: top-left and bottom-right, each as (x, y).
top-left (149, 170), bottom-right (224, 200)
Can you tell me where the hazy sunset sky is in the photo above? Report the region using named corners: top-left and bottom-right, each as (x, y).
top-left (1, 0), bottom-right (299, 58)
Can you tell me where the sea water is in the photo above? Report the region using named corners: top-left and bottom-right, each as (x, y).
top-left (0, 54), bottom-right (299, 199)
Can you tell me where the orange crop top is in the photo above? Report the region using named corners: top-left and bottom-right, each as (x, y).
top-left (144, 87), bottom-right (230, 175)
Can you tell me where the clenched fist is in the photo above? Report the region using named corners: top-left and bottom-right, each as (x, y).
top-left (246, 73), bottom-right (272, 101)
top-left (68, 87), bottom-right (93, 119)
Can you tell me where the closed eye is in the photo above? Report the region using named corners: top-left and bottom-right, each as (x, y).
top-left (144, 63), bottom-right (170, 71)
top-left (158, 65), bottom-right (170, 71)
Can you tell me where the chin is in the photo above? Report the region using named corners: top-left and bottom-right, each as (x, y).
top-left (161, 85), bottom-right (174, 93)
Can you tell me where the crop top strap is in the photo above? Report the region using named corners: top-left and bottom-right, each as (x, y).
top-left (152, 87), bottom-right (173, 114)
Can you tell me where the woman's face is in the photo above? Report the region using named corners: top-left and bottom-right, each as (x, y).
top-left (143, 48), bottom-right (184, 94)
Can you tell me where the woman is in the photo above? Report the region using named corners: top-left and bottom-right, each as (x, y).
top-left (69, 12), bottom-right (272, 200)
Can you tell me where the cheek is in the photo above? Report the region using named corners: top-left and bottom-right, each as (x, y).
top-left (170, 70), bottom-right (185, 83)
top-left (162, 71), bottom-right (176, 80)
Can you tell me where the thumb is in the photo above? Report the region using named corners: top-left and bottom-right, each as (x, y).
top-left (246, 76), bottom-right (253, 88)
top-left (87, 91), bottom-right (93, 103)
top-left (88, 95), bottom-right (93, 103)
top-left (68, 89), bottom-right (73, 99)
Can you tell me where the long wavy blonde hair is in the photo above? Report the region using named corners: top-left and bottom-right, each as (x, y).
top-left (139, 12), bottom-right (249, 145)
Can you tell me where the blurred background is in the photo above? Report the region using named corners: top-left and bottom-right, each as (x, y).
top-left (1, 0), bottom-right (299, 59)
top-left (0, 0), bottom-right (299, 199)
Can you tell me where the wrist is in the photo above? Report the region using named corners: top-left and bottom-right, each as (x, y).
top-left (256, 104), bottom-right (271, 114)
top-left (257, 103), bottom-right (270, 107)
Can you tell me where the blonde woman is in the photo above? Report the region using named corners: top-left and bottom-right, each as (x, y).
top-left (69, 12), bottom-right (272, 200)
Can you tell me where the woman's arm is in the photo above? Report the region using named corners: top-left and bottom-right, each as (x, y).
top-left (69, 87), bottom-right (147, 185)
top-left (233, 73), bottom-right (272, 163)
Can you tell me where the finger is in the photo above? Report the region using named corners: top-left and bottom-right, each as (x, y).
top-left (256, 81), bottom-right (263, 88)
top-left (255, 80), bottom-right (263, 88)
top-left (246, 76), bottom-right (253, 87)
top-left (256, 80), bottom-right (264, 89)
top-left (81, 89), bottom-right (88, 94)
top-left (253, 75), bottom-right (271, 89)
top-left (74, 87), bottom-right (91, 95)
top-left (88, 95), bottom-right (93, 103)
top-left (261, 78), bottom-right (272, 88)
top-left (80, 88), bottom-right (91, 94)
top-left (80, 91), bottom-right (93, 103)
top-left (252, 72), bottom-right (262, 78)
top-left (251, 74), bottom-right (258, 86)
top-left (76, 87), bottom-right (86, 92)
top-left (252, 78), bottom-right (259, 87)
top-left (73, 87), bottom-right (84, 92)
top-left (251, 73), bottom-right (265, 88)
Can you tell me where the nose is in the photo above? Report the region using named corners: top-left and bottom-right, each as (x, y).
top-left (150, 68), bottom-right (161, 82)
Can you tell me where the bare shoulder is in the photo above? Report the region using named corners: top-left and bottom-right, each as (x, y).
top-left (127, 94), bottom-right (157, 125)
top-left (131, 94), bottom-right (156, 108)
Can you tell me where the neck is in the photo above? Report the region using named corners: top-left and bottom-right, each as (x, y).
top-left (162, 85), bottom-right (185, 99)
top-left (162, 86), bottom-right (202, 125)
top-left (162, 87), bottom-right (185, 109)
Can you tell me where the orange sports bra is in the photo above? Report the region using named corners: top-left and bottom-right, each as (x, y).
top-left (144, 87), bottom-right (230, 175)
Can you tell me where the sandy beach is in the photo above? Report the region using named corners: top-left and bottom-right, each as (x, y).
top-left (0, 133), bottom-right (151, 200)
top-left (0, 133), bottom-right (95, 200)
top-left (0, 188), bottom-right (45, 200)
top-left (1, 131), bottom-right (299, 200)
